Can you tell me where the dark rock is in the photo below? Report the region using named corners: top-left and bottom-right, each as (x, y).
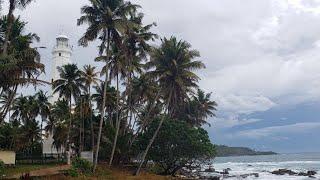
top-left (221, 169), bottom-right (229, 174)
top-left (240, 173), bottom-right (259, 178)
top-left (221, 174), bottom-right (236, 179)
top-left (271, 169), bottom-right (297, 175)
top-left (309, 176), bottom-right (316, 179)
top-left (204, 166), bottom-right (215, 172)
top-left (247, 164), bottom-right (253, 167)
top-left (307, 171), bottom-right (317, 176)
top-left (207, 176), bottom-right (220, 180)
top-left (298, 172), bottom-right (308, 176)
top-left (297, 170), bottom-right (317, 176)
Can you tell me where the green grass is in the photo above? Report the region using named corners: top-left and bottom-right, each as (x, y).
top-left (3, 163), bottom-right (60, 177)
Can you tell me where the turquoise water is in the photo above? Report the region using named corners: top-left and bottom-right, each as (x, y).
top-left (210, 153), bottom-right (320, 179)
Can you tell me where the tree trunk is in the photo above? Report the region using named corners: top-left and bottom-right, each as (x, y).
top-left (134, 93), bottom-right (171, 176)
top-left (134, 115), bottom-right (166, 175)
top-left (67, 96), bottom-right (73, 165)
top-left (129, 91), bottom-right (161, 149)
top-left (93, 30), bottom-right (111, 172)
top-left (109, 72), bottom-right (120, 166)
top-left (89, 86), bottom-right (95, 152)
top-left (79, 98), bottom-right (82, 154)
top-left (125, 71), bottom-right (132, 134)
top-left (3, 0), bottom-right (15, 55)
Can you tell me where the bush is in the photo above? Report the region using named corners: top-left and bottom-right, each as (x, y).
top-left (66, 168), bottom-right (79, 177)
top-left (136, 118), bottom-right (216, 175)
top-left (0, 160), bottom-right (4, 176)
top-left (71, 157), bottom-right (93, 175)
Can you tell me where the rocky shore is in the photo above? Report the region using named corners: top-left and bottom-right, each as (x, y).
top-left (176, 165), bottom-right (318, 179)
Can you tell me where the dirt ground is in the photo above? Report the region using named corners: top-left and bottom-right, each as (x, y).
top-left (7, 164), bottom-right (70, 179)
top-left (7, 165), bottom-right (176, 180)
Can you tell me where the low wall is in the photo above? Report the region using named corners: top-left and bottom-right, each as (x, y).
top-left (0, 151), bottom-right (16, 165)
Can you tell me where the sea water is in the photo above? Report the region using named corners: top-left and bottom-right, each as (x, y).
top-left (210, 153), bottom-right (320, 179)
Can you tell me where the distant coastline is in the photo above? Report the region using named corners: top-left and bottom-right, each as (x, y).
top-left (216, 145), bottom-right (277, 157)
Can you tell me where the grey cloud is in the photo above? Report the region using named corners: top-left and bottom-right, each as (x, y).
top-left (232, 122), bottom-right (320, 139)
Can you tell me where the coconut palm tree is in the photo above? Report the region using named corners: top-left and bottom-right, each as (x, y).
top-left (135, 37), bottom-right (205, 175)
top-left (80, 65), bottom-right (100, 151)
top-left (121, 12), bottom-right (157, 136)
top-left (0, 16), bottom-right (45, 122)
top-left (52, 64), bottom-right (84, 164)
top-left (92, 82), bottom-right (117, 115)
top-left (11, 95), bottom-right (39, 125)
top-left (127, 74), bottom-right (160, 149)
top-left (186, 89), bottom-right (217, 127)
top-left (47, 99), bottom-right (70, 153)
top-left (0, 89), bottom-right (16, 118)
top-left (2, 0), bottom-right (35, 55)
top-left (77, 0), bottom-right (139, 170)
top-left (102, 10), bottom-right (157, 166)
top-left (35, 90), bottom-right (51, 131)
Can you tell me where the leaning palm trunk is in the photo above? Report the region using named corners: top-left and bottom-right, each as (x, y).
top-left (134, 93), bottom-right (171, 176)
top-left (109, 73), bottom-right (120, 166)
top-left (3, 1), bottom-right (14, 55)
top-left (128, 91), bottom-right (161, 149)
top-left (93, 31), bottom-right (111, 172)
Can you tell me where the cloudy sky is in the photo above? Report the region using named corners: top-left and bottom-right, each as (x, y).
top-left (3, 0), bottom-right (320, 153)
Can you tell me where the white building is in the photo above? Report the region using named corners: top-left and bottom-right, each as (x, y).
top-left (42, 34), bottom-right (73, 155)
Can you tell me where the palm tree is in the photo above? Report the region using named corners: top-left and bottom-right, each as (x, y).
top-left (2, 0), bottom-right (35, 55)
top-left (186, 89), bottom-right (217, 127)
top-left (92, 82), bottom-right (117, 116)
top-left (0, 89), bottom-right (16, 118)
top-left (80, 65), bottom-right (100, 152)
top-left (135, 37), bottom-right (205, 175)
top-left (108, 44), bottom-right (126, 166)
top-left (77, 0), bottom-right (139, 170)
top-left (11, 95), bottom-right (39, 125)
top-left (52, 64), bottom-right (84, 165)
top-left (47, 99), bottom-right (70, 153)
top-left (128, 74), bottom-right (159, 149)
top-left (0, 16), bottom-right (45, 122)
top-left (121, 12), bottom-right (157, 136)
top-left (35, 90), bottom-right (51, 131)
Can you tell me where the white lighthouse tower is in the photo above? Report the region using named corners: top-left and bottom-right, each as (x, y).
top-left (51, 34), bottom-right (73, 101)
top-left (42, 34), bottom-right (72, 156)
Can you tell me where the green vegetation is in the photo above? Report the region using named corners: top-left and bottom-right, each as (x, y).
top-left (0, 160), bottom-right (4, 176)
top-left (71, 157), bottom-right (93, 176)
top-left (216, 145), bottom-right (277, 157)
top-left (0, 0), bottom-right (218, 178)
top-left (136, 118), bottom-right (215, 175)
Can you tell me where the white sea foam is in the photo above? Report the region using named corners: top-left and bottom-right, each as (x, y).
top-left (207, 153), bottom-right (320, 179)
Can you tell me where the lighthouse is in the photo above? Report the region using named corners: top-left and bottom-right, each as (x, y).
top-left (51, 34), bottom-right (73, 102)
top-left (42, 34), bottom-right (72, 155)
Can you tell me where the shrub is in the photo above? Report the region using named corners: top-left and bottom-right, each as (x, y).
top-left (66, 168), bottom-right (79, 177)
top-left (0, 160), bottom-right (4, 176)
top-left (71, 157), bottom-right (93, 175)
top-left (136, 118), bottom-right (216, 175)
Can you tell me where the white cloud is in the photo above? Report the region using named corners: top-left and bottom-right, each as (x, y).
top-left (213, 116), bottom-right (262, 129)
top-left (214, 94), bottom-right (276, 115)
top-left (232, 122), bottom-right (320, 139)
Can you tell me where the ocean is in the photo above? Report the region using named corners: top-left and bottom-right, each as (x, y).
top-left (210, 152), bottom-right (320, 179)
